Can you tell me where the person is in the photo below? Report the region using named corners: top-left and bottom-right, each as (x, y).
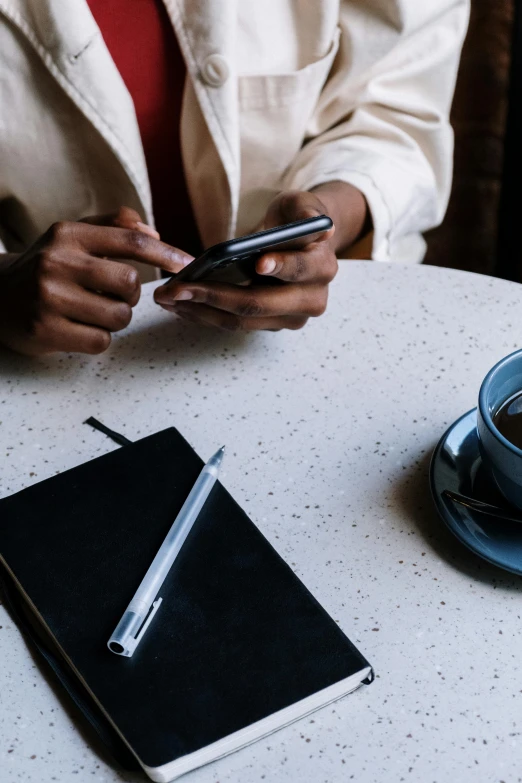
top-left (0, 0), bottom-right (469, 355)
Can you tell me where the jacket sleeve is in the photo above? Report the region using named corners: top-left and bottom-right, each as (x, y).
top-left (282, 0), bottom-right (470, 262)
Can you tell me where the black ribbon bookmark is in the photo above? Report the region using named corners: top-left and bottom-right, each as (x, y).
top-left (84, 417), bottom-right (133, 447)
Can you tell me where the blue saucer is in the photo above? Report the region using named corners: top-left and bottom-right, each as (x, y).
top-left (430, 408), bottom-right (522, 575)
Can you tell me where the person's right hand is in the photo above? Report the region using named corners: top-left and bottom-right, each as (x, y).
top-left (0, 208), bottom-right (191, 356)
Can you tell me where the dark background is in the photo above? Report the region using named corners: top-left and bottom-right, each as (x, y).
top-left (424, 0), bottom-right (521, 280)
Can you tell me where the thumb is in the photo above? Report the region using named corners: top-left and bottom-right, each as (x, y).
top-left (79, 206), bottom-right (160, 239)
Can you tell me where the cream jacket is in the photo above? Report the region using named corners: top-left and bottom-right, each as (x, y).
top-left (0, 0), bottom-right (469, 280)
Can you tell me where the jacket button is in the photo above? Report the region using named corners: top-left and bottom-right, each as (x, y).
top-left (201, 54), bottom-right (230, 87)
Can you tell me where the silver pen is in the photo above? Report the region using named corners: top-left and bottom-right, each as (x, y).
top-left (108, 446), bottom-right (225, 657)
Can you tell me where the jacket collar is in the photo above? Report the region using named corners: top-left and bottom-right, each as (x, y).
top-left (0, 0), bottom-right (241, 235)
top-left (0, 0), bottom-right (152, 221)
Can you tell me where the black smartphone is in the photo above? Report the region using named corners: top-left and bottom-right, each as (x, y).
top-left (174, 215), bottom-right (333, 285)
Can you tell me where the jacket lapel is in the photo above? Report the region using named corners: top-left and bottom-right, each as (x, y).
top-left (0, 0), bottom-right (152, 221)
top-left (0, 0), bottom-right (241, 239)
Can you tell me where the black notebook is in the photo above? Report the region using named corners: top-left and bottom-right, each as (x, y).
top-left (0, 427), bottom-right (372, 782)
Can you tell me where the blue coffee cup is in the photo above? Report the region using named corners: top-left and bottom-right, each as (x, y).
top-left (478, 349), bottom-right (522, 509)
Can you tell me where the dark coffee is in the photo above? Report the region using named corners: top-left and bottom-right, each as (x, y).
top-left (493, 390), bottom-right (522, 449)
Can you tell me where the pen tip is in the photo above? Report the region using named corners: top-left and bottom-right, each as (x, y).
top-left (220, 445), bottom-right (225, 452)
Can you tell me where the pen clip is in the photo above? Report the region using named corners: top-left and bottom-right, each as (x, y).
top-left (128, 597), bottom-right (163, 656)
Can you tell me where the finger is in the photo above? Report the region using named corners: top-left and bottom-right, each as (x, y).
top-left (171, 302), bottom-right (308, 332)
top-left (255, 246), bottom-right (338, 283)
top-left (155, 281), bottom-right (328, 318)
top-left (80, 206), bottom-right (160, 239)
top-left (71, 255), bottom-right (142, 306)
top-left (47, 221), bottom-right (190, 273)
top-left (28, 313), bottom-right (112, 355)
top-left (59, 321), bottom-right (112, 354)
top-left (53, 283), bottom-right (133, 332)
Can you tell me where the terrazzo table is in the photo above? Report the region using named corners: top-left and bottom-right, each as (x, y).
top-left (1, 262), bottom-right (522, 783)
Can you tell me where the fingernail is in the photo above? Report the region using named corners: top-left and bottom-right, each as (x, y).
top-left (136, 221), bottom-right (160, 239)
top-left (174, 290), bottom-right (193, 301)
top-left (261, 258), bottom-right (277, 274)
top-left (155, 294), bottom-right (174, 307)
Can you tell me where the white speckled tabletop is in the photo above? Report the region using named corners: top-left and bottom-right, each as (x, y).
top-left (1, 261), bottom-right (522, 783)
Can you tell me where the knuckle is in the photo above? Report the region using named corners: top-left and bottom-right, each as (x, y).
top-left (125, 229), bottom-right (149, 253)
top-left (237, 296), bottom-right (263, 318)
top-left (120, 264), bottom-right (140, 297)
top-left (330, 255), bottom-right (339, 280)
top-left (36, 275), bottom-right (55, 307)
top-left (37, 250), bottom-right (59, 277)
top-left (199, 288), bottom-right (217, 308)
top-left (86, 330), bottom-right (111, 355)
top-left (47, 221), bottom-right (70, 244)
top-left (289, 317), bottom-right (309, 331)
top-left (311, 290), bottom-right (328, 317)
top-left (221, 314), bottom-right (242, 332)
top-left (80, 254), bottom-right (95, 271)
top-left (112, 303), bottom-right (133, 331)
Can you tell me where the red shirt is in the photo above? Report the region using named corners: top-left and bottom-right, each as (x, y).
top-left (86, 0), bottom-right (201, 256)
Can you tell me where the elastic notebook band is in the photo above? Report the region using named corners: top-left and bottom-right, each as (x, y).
top-left (84, 417), bottom-right (133, 447)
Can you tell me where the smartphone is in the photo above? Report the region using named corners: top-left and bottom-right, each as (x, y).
top-left (174, 215), bottom-right (333, 285)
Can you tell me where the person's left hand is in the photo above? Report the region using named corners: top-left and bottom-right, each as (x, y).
top-left (153, 191), bottom-right (337, 331)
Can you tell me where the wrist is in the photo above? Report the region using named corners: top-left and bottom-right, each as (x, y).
top-left (310, 181), bottom-right (371, 256)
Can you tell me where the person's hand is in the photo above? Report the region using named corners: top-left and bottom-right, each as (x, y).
top-left (0, 207), bottom-right (191, 356)
top-left (153, 191), bottom-right (338, 332)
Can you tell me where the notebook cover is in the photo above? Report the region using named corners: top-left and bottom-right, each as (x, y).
top-left (0, 428), bottom-right (371, 770)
